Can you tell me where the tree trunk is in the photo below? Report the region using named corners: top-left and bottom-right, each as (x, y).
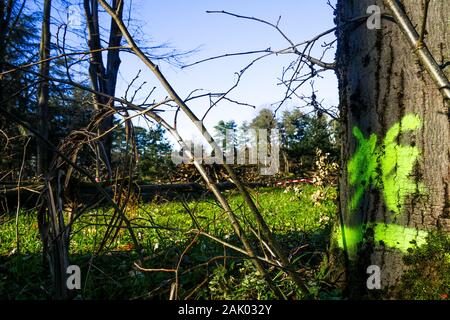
top-left (335, 0), bottom-right (450, 296)
top-left (37, 0), bottom-right (51, 176)
top-left (36, 0), bottom-right (71, 299)
top-left (84, 0), bottom-right (123, 168)
top-left (0, 0), bottom-right (14, 126)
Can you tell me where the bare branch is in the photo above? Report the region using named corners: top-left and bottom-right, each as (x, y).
top-left (206, 10), bottom-right (296, 48)
top-left (182, 48), bottom-right (272, 69)
top-left (383, 0), bottom-right (450, 101)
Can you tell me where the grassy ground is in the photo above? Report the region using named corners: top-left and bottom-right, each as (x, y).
top-left (0, 185), bottom-right (341, 300)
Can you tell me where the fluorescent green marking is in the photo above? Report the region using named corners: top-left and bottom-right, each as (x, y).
top-left (347, 127), bottom-right (378, 212)
top-left (347, 114), bottom-right (425, 215)
top-left (336, 224), bottom-right (365, 258)
top-left (336, 223), bottom-right (428, 254)
top-left (380, 114), bottom-right (425, 214)
top-left (373, 224), bottom-right (427, 252)
top-left (341, 114), bottom-right (428, 257)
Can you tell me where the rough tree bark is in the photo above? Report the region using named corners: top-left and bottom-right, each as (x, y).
top-left (335, 0), bottom-right (450, 296)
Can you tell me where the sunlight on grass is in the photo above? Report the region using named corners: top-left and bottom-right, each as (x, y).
top-left (0, 185), bottom-right (338, 299)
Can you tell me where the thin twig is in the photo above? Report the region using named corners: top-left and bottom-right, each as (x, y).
top-left (15, 137), bottom-right (31, 254)
top-left (182, 48), bottom-right (272, 69)
top-left (0, 46), bottom-right (127, 76)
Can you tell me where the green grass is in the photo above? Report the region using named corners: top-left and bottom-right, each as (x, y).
top-left (0, 185), bottom-right (340, 300)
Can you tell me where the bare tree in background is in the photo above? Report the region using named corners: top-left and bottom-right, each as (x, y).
top-left (36, 0), bottom-right (71, 301)
top-left (37, 0), bottom-right (51, 175)
top-left (83, 0), bottom-right (124, 171)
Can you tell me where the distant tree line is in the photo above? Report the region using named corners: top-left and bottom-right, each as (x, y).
top-left (213, 108), bottom-right (339, 175)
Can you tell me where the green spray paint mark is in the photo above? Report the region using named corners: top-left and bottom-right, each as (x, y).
top-left (348, 114), bottom-right (425, 215)
top-left (373, 224), bottom-right (427, 252)
top-left (336, 223), bottom-right (428, 254)
top-left (347, 128), bottom-right (378, 212)
top-left (336, 224), bottom-right (365, 257)
top-left (341, 114), bottom-right (427, 258)
top-left (380, 114), bottom-right (425, 214)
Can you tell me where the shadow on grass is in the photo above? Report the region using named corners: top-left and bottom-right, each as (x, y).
top-left (0, 227), bottom-right (341, 300)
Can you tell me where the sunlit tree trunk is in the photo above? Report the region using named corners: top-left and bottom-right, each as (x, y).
top-left (335, 0), bottom-right (450, 296)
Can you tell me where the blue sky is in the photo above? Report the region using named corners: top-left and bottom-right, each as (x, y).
top-left (60, 0), bottom-right (338, 145)
top-left (109, 0), bottom-right (339, 145)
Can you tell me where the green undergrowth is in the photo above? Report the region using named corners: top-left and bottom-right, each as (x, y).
top-left (0, 185), bottom-right (340, 299)
top-left (397, 232), bottom-right (450, 300)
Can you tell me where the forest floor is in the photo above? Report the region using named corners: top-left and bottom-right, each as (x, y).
top-left (0, 185), bottom-right (342, 299)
